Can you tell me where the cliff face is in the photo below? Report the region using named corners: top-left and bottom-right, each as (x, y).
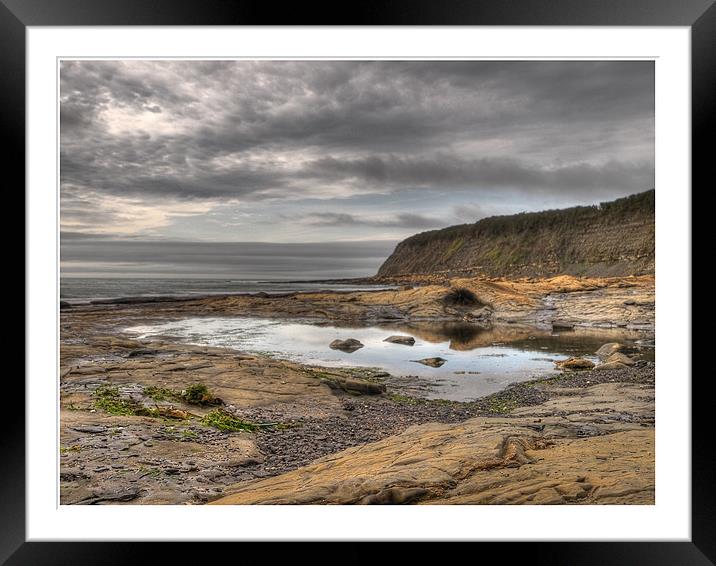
top-left (377, 190), bottom-right (655, 278)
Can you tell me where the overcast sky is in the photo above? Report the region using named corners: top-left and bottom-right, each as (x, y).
top-left (60, 60), bottom-right (654, 279)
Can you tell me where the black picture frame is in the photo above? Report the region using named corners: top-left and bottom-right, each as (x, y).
top-left (6, 0), bottom-right (709, 562)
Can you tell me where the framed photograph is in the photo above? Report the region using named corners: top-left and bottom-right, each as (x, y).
top-left (9, 0), bottom-right (709, 561)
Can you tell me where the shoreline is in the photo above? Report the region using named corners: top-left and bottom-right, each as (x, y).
top-left (59, 274), bottom-right (655, 505)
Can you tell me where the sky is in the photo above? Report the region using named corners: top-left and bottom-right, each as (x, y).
top-left (60, 60), bottom-right (654, 279)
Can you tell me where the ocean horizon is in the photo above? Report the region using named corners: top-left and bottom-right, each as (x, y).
top-left (59, 276), bottom-right (389, 303)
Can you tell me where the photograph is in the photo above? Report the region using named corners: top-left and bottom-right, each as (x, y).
top-left (58, 59), bottom-right (657, 506)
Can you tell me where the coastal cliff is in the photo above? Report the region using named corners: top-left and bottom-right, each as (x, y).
top-left (377, 190), bottom-right (655, 279)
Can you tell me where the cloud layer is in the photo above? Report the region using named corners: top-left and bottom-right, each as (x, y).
top-left (60, 60), bottom-right (654, 277)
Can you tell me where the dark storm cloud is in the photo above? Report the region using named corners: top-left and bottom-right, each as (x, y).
top-left (60, 60), bottom-right (654, 208)
top-left (60, 238), bottom-right (398, 279)
top-left (303, 155), bottom-right (654, 194)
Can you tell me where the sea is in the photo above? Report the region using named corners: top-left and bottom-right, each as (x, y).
top-left (60, 277), bottom-right (392, 304)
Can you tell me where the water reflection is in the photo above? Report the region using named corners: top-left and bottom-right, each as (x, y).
top-left (126, 317), bottom-right (654, 402)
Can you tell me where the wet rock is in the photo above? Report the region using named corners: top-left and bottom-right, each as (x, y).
top-left (412, 357), bottom-right (448, 368)
top-left (595, 342), bottom-right (638, 360)
top-left (70, 425), bottom-right (106, 434)
top-left (372, 306), bottom-right (405, 320)
top-left (606, 352), bottom-right (635, 366)
top-left (555, 357), bottom-right (595, 370)
top-left (76, 486), bottom-right (141, 504)
top-left (323, 377), bottom-right (386, 395)
top-left (341, 379), bottom-right (386, 395)
top-left (552, 321), bottom-right (574, 330)
top-left (127, 349), bottom-right (159, 358)
top-left (383, 335), bottom-right (415, 346)
top-left (224, 457), bottom-right (263, 468)
top-left (329, 338), bottom-right (364, 353)
top-left (595, 343), bottom-right (623, 360)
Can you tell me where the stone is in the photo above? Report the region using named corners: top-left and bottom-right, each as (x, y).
top-left (606, 352), bottom-right (635, 366)
top-left (552, 321), bottom-right (574, 330)
top-left (70, 425), bottom-right (106, 434)
top-left (224, 457), bottom-right (262, 468)
top-left (329, 338), bottom-right (364, 353)
top-left (341, 379), bottom-right (386, 395)
top-left (78, 486), bottom-right (141, 504)
top-left (60, 301), bottom-right (71, 309)
top-left (555, 357), bottom-right (595, 370)
top-left (412, 357), bottom-right (448, 368)
top-left (595, 343), bottom-right (624, 360)
top-left (383, 335), bottom-right (415, 346)
top-left (127, 349), bottom-right (159, 358)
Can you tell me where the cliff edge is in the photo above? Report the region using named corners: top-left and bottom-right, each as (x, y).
top-left (377, 190), bottom-right (654, 278)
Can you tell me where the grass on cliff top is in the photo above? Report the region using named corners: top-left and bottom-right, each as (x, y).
top-left (442, 237), bottom-right (464, 262)
top-left (200, 409), bottom-right (258, 432)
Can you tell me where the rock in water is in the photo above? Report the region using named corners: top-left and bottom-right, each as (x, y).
top-left (555, 357), bottom-right (595, 370)
top-left (412, 357), bottom-right (447, 368)
top-left (552, 320), bottom-right (574, 330)
top-left (329, 338), bottom-right (364, 353)
top-left (383, 335), bottom-right (416, 346)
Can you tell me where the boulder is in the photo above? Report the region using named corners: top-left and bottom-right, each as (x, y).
top-left (555, 357), bottom-right (595, 370)
top-left (383, 335), bottom-right (415, 346)
top-left (595, 343), bottom-right (639, 361)
top-left (595, 343), bottom-right (623, 360)
top-left (606, 352), bottom-right (635, 366)
top-left (341, 378), bottom-right (386, 395)
top-left (412, 357), bottom-right (447, 368)
top-left (329, 338), bottom-right (364, 353)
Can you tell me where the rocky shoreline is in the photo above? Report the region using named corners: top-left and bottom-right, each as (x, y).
top-left (59, 275), bottom-right (655, 505)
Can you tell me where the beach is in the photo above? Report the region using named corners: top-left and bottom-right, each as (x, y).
top-left (59, 274), bottom-right (655, 505)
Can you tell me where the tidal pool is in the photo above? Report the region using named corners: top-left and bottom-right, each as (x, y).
top-left (125, 318), bottom-right (654, 401)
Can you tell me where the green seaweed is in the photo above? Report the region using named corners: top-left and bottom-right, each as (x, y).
top-left (200, 409), bottom-right (258, 432)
